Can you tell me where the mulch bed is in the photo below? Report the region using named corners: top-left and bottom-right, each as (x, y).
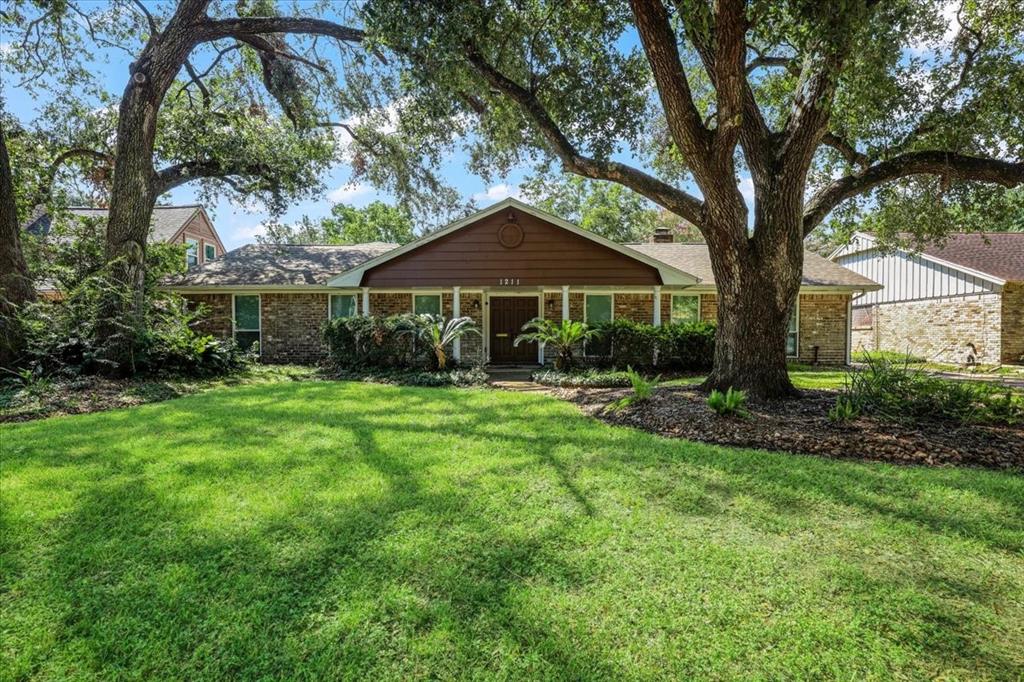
top-left (557, 386), bottom-right (1023, 470)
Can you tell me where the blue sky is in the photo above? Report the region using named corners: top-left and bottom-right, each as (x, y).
top-left (1, 3), bottom-right (712, 251)
top-left (3, 1), bottom-right (960, 250)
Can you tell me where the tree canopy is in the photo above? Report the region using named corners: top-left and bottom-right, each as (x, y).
top-left (258, 201), bottom-right (416, 245)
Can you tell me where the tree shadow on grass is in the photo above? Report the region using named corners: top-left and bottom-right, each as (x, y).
top-left (3, 381), bottom-right (1023, 678)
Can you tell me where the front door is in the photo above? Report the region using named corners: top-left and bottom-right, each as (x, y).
top-left (489, 296), bottom-right (539, 364)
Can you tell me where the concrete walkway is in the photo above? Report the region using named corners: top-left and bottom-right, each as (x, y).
top-left (486, 367), bottom-right (550, 392)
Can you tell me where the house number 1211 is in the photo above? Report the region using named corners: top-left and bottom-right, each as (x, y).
top-left (498, 278), bottom-right (520, 286)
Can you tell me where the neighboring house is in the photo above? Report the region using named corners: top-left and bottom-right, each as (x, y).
top-left (167, 198), bottom-right (880, 366)
top-left (832, 231), bottom-right (1024, 365)
top-left (25, 204), bottom-right (227, 269)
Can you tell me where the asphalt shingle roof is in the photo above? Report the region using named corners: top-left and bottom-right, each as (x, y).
top-left (170, 240), bottom-right (877, 289)
top-left (905, 232), bottom-right (1024, 282)
top-left (629, 243), bottom-right (880, 288)
top-left (166, 243), bottom-right (399, 287)
top-left (25, 205), bottom-right (204, 243)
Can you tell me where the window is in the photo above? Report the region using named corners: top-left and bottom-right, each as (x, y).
top-left (233, 295), bottom-right (260, 352)
top-left (185, 238), bottom-right (199, 267)
top-left (204, 243), bottom-right (216, 261)
top-left (671, 294), bottom-right (700, 324)
top-left (786, 303), bottom-right (799, 357)
top-left (852, 306), bottom-right (873, 330)
top-left (330, 294), bottom-right (357, 319)
top-left (413, 294), bottom-right (441, 316)
top-left (584, 294), bottom-right (612, 355)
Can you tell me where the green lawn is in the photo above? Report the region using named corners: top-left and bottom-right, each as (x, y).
top-left (663, 364), bottom-right (850, 390)
top-left (2, 382), bottom-right (1022, 680)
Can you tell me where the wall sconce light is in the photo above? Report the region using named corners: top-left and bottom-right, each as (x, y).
top-left (469, 298), bottom-right (481, 312)
top-left (545, 297), bottom-right (555, 312)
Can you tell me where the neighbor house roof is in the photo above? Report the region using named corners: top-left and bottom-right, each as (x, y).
top-left (901, 232), bottom-right (1024, 283)
top-left (629, 243), bottom-right (881, 290)
top-left (24, 205), bottom-right (209, 243)
top-left (833, 231), bottom-right (1024, 285)
top-left (165, 243), bottom-right (399, 288)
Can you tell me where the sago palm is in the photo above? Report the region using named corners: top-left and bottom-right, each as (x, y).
top-left (401, 315), bottom-right (480, 370)
top-left (514, 318), bottom-right (599, 371)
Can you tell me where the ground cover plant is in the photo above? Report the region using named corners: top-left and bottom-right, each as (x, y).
top-left (2, 381), bottom-right (1023, 679)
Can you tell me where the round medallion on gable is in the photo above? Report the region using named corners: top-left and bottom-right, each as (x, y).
top-left (497, 222), bottom-right (524, 249)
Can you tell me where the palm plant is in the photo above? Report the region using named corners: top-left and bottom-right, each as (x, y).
top-left (514, 318), bottom-right (600, 371)
top-left (400, 315), bottom-right (480, 370)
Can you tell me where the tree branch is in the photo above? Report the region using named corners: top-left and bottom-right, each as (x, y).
top-left (628, 0), bottom-right (712, 174)
top-left (462, 44), bottom-right (704, 225)
top-left (154, 159), bottom-right (269, 194)
top-left (820, 132), bottom-right (868, 168)
top-left (33, 148), bottom-right (114, 208)
top-left (198, 16), bottom-right (364, 44)
top-left (803, 151), bottom-right (1024, 233)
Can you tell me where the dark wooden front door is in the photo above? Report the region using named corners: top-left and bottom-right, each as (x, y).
top-left (489, 296), bottom-right (538, 364)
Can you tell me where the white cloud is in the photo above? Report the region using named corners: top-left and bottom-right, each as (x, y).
top-left (908, 0), bottom-right (960, 55)
top-left (738, 176), bottom-right (755, 207)
top-left (473, 183), bottom-right (520, 203)
top-left (327, 182), bottom-right (373, 203)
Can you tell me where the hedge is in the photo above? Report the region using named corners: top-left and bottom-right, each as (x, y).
top-left (590, 319), bottom-right (715, 371)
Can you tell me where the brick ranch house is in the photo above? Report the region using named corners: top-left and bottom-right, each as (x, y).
top-left (168, 198), bottom-right (880, 366)
top-left (832, 232), bottom-right (1024, 365)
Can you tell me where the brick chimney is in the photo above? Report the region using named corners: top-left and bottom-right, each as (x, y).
top-left (652, 227), bottom-right (674, 243)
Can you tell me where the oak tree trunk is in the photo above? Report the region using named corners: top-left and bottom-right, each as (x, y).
top-left (700, 178), bottom-right (805, 399)
top-left (0, 122), bottom-right (36, 369)
top-left (95, 1), bottom-right (209, 373)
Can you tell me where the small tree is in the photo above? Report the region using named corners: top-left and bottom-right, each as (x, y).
top-left (515, 318), bottom-right (599, 371)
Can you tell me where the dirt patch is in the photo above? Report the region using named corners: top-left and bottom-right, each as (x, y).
top-left (558, 386), bottom-right (1023, 470)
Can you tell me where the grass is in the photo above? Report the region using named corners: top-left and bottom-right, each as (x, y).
top-left (853, 350), bottom-right (1024, 377)
top-left (662, 364), bottom-right (850, 390)
top-left (2, 382), bottom-right (1023, 680)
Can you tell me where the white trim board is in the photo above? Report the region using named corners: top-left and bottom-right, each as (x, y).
top-left (327, 198), bottom-right (701, 287)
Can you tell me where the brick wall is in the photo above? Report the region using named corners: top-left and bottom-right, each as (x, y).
top-left (184, 294), bottom-right (232, 339)
top-left (459, 292), bottom-right (485, 365)
top-left (852, 293), bottom-right (1003, 364)
top-left (368, 292), bottom-right (412, 317)
top-left (261, 293), bottom-right (329, 364)
top-left (614, 294), bottom-right (654, 323)
top-left (1001, 282), bottom-right (1024, 364)
top-left (796, 294), bottom-right (848, 365)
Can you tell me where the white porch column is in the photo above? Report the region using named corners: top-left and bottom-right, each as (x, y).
top-left (362, 287), bottom-right (370, 317)
top-left (653, 285), bottom-right (662, 326)
top-left (561, 285), bottom-right (570, 321)
top-left (452, 286), bottom-right (461, 362)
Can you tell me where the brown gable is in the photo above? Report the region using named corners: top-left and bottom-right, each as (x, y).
top-left (362, 207), bottom-right (661, 287)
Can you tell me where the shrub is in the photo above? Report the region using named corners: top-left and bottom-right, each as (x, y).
top-left (18, 276), bottom-right (251, 378)
top-left (332, 366), bottom-right (489, 387)
top-left (324, 314), bottom-right (473, 371)
top-left (515, 318), bottom-right (598, 371)
top-left (590, 319), bottom-right (715, 371)
top-left (609, 366), bottom-right (661, 411)
top-left (828, 397), bottom-right (860, 423)
top-left (531, 368), bottom-right (634, 387)
top-left (707, 387), bottom-right (750, 418)
top-left (397, 315), bottom-right (480, 370)
top-left (839, 356), bottom-right (1023, 426)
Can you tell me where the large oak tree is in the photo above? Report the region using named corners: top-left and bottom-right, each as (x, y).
top-left (363, 0), bottom-right (1024, 396)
